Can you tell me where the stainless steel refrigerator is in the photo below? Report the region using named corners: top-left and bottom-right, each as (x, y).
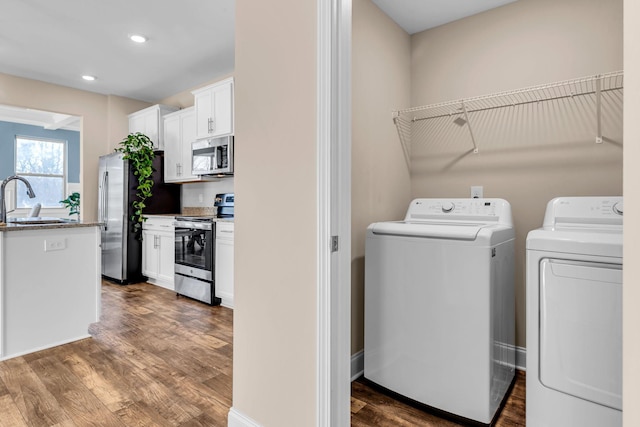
top-left (98, 151), bottom-right (180, 283)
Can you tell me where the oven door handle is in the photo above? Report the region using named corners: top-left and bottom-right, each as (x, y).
top-left (173, 221), bottom-right (212, 230)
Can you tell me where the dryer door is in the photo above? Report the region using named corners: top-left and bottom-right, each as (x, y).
top-left (539, 258), bottom-right (622, 410)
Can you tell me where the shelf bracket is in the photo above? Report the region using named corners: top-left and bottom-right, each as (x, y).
top-left (595, 75), bottom-right (603, 144)
top-left (461, 101), bottom-right (479, 153)
top-left (393, 112), bottom-right (412, 170)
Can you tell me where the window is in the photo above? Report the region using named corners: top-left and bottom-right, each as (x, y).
top-left (15, 137), bottom-right (66, 208)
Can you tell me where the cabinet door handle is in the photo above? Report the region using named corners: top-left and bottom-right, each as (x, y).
top-left (177, 163), bottom-right (181, 176)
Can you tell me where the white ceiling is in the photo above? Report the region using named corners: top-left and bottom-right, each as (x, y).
top-left (0, 105), bottom-right (81, 132)
top-left (0, 0), bottom-right (235, 103)
top-left (372, 0), bottom-right (519, 35)
top-left (0, 0), bottom-right (516, 128)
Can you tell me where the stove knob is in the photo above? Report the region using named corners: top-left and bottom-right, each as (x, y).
top-left (442, 202), bottom-right (455, 213)
top-left (613, 201), bottom-right (623, 215)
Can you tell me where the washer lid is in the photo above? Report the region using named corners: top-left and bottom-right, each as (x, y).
top-left (370, 221), bottom-right (486, 240)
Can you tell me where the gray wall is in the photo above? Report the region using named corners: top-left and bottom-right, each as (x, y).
top-left (0, 120), bottom-right (80, 183)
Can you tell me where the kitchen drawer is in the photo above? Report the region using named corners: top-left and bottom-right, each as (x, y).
top-left (216, 221), bottom-right (234, 239)
top-left (143, 216), bottom-right (175, 232)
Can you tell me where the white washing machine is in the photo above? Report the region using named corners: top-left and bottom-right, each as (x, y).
top-left (364, 198), bottom-right (516, 425)
top-left (526, 197), bottom-right (623, 427)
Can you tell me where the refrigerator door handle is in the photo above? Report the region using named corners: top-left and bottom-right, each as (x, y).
top-left (102, 171), bottom-right (109, 231)
top-left (98, 171), bottom-right (105, 223)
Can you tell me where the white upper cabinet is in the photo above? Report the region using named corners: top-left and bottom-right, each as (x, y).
top-left (128, 104), bottom-right (179, 150)
top-left (163, 112), bottom-right (181, 181)
top-left (164, 107), bottom-right (217, 183)
top-left (163, 107), bottom-right (201, 182)
top-left (192, 77), bottom-right (234, 140)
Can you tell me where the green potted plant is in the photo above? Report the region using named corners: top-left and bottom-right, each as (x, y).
top-left (115, 132), bottom-right (156, 238)
top-left (60, 192), bottom-right (80, 221)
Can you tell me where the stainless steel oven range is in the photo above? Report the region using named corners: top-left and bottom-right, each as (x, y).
top-left (173, 216), bottom-right (221, 305)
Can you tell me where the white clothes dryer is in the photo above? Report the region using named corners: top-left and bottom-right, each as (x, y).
top-left (526, 197), bottom-right (623, 427)
top-left (365, 198), bottom-right (516, 425)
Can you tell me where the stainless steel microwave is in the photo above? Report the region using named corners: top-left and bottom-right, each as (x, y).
top-left (192, 135), bottom-right (234, 175)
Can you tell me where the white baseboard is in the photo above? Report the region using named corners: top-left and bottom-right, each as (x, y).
top-left (0, 334), bottom-right (92, 361)
top-left (228, 407), bottom-right (262, 427)
top-left (146, 279), bottom-right (175, 291)
top-left (351, 349), bottom-right (364, 381)
top-left (218, 291), bottom-right (234, 309)
top-left (515, 345), bottom-right (526, 371)
top-left (349, 346), bottom-right (526, 382)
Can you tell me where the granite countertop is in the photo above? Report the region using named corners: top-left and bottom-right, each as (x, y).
top-left (1, 209), bottom-right (234, 232)
top-left (0, 219), bottom-right (101, 232)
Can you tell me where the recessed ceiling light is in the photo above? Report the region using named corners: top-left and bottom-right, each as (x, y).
top-left (82, 75), bottom-right (96, 81)
top-left (130, 34), bottom-right (147, 43)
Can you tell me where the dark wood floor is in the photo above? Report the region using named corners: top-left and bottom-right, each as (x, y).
top-left (0, 280), bottom-right (525, 426)
top-left (351, 371), bottom-right (526, 426)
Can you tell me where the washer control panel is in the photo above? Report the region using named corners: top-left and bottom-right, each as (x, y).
top-left (406, 198), bottom-right (513, 225)
top-left (414, 199), bottom-right (498, 216)
top-left (441, 201), bottom-right (455, 213)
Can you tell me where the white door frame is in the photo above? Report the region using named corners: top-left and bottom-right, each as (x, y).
top-left (317, 0), bottom-right (352, 426)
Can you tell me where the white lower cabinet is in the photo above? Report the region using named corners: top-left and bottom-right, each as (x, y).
top-left (215, 221), bottom-right (234, 308)
top-left (142, 216), bottom-right (175, 290)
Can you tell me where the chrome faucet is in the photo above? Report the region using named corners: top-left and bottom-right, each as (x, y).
top-left (0, 175), bottom-right (36, 224)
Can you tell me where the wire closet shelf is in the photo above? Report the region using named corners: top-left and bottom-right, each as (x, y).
top-left (392, 70), bottom-right (624, 167)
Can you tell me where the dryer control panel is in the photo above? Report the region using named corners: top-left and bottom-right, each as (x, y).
top-left (405, 198), bottom-right (513, 226)
top-left (543, 197), bottom-right (623, 229)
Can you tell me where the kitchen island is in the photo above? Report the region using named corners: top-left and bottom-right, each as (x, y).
top-left (0, 220), bottom-right (101, 360)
